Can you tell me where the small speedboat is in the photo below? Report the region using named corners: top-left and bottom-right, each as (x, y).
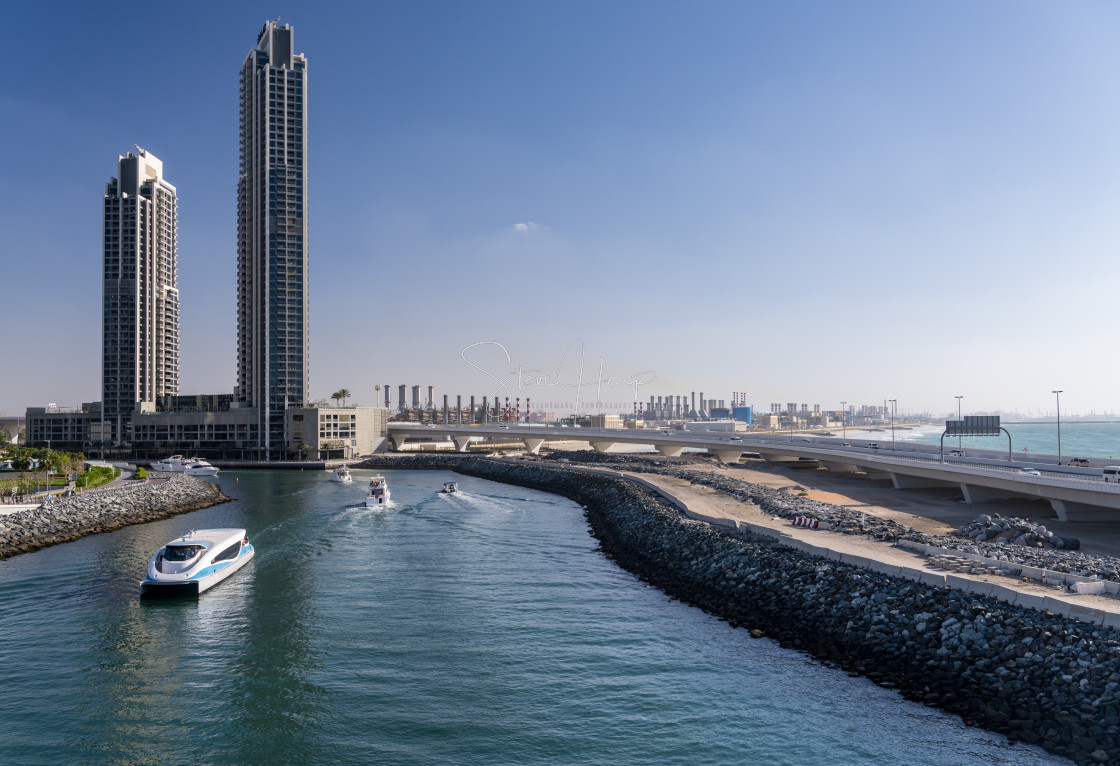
top-left (441, 482), bottom-right (459, 494)
top-left (331, 465), bottom-right (352, 483)
top-left (140, 528), bottom-right (254, 597)
top-left (365, 476), bottom-right (390, 506)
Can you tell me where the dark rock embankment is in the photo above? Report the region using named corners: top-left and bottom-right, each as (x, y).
top-left (458, 458), bottom-right (1119, 766)
top-left (0, 475), bottom-right (231, 560)
top-left (354, 453), bottom-right (473, 470)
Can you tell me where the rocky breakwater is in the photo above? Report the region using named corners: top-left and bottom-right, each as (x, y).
top-left (957, 513), bottom-right (1080, 551)
top-left (0, 475), bottom-right (231, 559)
top-left (458, 458), bottom-right (1120, 766)
top-left (354, 453), bottom-right (472, 470)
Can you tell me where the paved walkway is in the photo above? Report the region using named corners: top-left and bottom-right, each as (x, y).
top-left (0, 503), bottom-right (41, 517)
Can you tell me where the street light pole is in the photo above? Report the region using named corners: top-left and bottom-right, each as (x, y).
top-left (840, 401), bottom-right (847, 443)
top-left (955, 395), bottom-right (963, 451)
top-left (1053, 390), bottom-right (1063, 466)
top-left (889, 399), bottom-right (897, 450)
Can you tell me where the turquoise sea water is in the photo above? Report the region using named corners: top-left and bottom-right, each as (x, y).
top-left (0, 470), bottom-right (1064, 764)
top-left (885, 421), bottom-right (1120, 460)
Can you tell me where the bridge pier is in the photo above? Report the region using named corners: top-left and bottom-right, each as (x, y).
top-left (590, 441), bottom-right (617, 453)
top-left (388, 434), bottom-right (409, 451)
top-left (1049, 499), bottom-right (1120, 522)
top-left (452, 436), bottom-right (473, 453)
top-left (522, 437), bottom-right (546, 455)
top-left (656, 444), bottom-right (685, 457)
top-left (891, 473), bottom-right (960, 490)
top-left (708, 449), bottom-right (743, 464)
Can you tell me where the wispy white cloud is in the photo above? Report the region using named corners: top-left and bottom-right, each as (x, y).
top-left (509, 221), bottom-right (540, 232)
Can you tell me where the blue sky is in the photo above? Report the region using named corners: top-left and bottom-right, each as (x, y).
top-left (3, 1), bottom-right (1120, 418)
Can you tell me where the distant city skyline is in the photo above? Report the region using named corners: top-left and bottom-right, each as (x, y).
top-left (4, 2), bottom-right (1120, 418)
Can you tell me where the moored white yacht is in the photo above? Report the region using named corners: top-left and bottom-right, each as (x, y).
top-left (331, 465), bottom-right (352, 483)
top-left (151, 455), bottom-right (190, 472)
top-left (183, 458), bottom-right (220, 476)
top-left (365, 475), bottom-right (390, 506)
top-left (140, 528), bottom-right (254, 597)
top-left (150, 455), bottom-right (220, 476)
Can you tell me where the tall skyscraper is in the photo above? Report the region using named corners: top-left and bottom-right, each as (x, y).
top-left (237, 20), bottom-right (309, 456)
top-left (101, 149), bottom-right (180, 445)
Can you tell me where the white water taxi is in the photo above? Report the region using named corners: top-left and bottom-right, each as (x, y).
top-left (140, 528), bottom-right (254, 597)
top-left (150, 455), bottom-right (220, 476)
top-left (331, 465), bottom-right (353, 483)
top-left (365, 476), bottom-right (390, 507)
top-left (441, 481), bottom-right (459, 494)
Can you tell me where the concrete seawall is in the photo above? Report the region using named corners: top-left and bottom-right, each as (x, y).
top-left (0, 475), bottom-right (231, 560)
top-left (457, 457), bottom-right (1118, 766)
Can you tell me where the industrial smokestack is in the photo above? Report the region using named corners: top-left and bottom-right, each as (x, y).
top-left (428, 385), bottom-right (435, 408)
top-left (411, 385), bottom-right (420, 409)
top-left (399, 385), bottom-right (407, 412)
top-left (384, 385), bottom-right (390, 409)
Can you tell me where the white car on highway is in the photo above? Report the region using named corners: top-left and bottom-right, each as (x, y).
top-left (1017, 467), bottom-right (1041, 477)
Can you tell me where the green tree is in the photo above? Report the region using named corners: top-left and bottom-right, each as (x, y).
top-left (66, 453), bottom-right (86, 481)
top-left (331, 390), bottom-right (343, 407)
top-left (0, 428), bottom-right (11, 447)
top-left (337, 388), bottom-right (352, 406)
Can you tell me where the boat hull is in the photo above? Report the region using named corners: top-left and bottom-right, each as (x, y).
top-left (141, 545), bottom-right (255, 598)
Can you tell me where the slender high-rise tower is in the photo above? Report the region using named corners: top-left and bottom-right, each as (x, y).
top-left (101, 149), bottom-right (179, 446)
top-left (237, 19), bottom-right (309, 457)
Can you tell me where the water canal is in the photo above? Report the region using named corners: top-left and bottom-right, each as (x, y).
top-left (0, 469), bottom-right (1062, 764)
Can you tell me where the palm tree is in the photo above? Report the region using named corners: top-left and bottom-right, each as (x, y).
top-left (337, 388), bottom-right (352, 407)
top-left (331, 389), bottom-right (344, 407)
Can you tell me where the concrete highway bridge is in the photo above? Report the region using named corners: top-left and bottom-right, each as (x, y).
top-left (387, 423), bottom-right (1120, 521)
